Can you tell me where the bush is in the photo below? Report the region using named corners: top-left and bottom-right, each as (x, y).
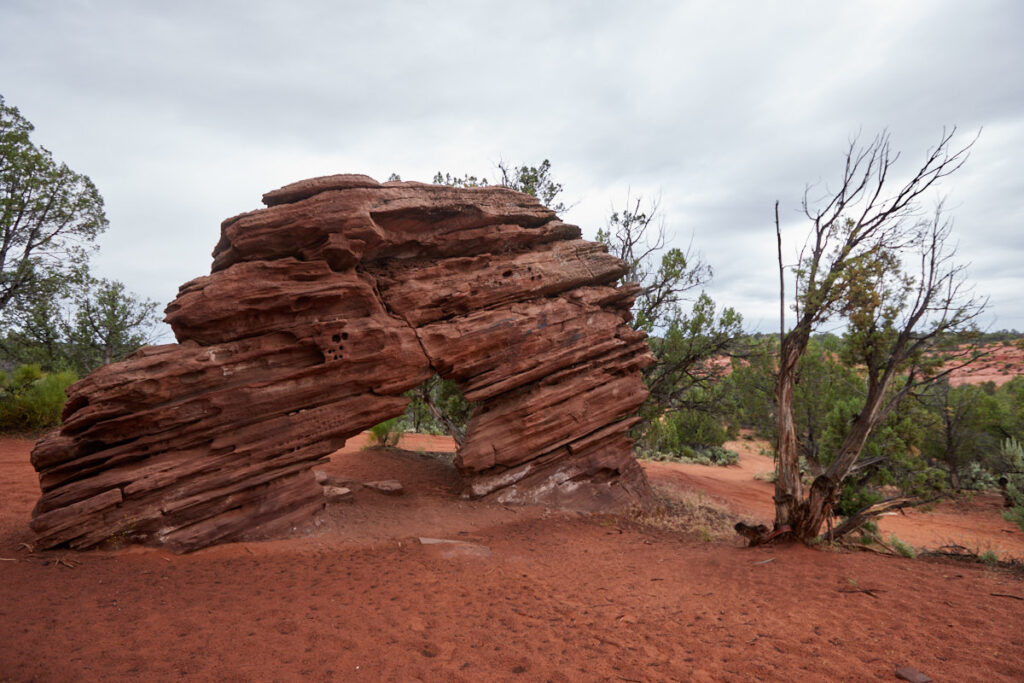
top-left (979, 550), bottom-right (1000, 567)
top-left (835, 482), bottom-right (884, 519)
top-left (367, 417), bottom-right (402, 448)
top-left (888, 534), bottom-right (916, 558)
top-left (959, 462), bottom-right (998, 491)
top-left (0, 366), bottom-right (77, 433)
top-left (638, 406), bottom-right (734, 466)
top-left (699, 446), bottom-right (739, 466)
top-left (1000, 438), bottom-right (1024, 531)
top-left (1003, 506), bottom-right (1024, 531)
top-left (639, 444), bottom-right (739, 467)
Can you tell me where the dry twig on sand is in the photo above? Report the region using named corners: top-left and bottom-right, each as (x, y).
top-left (54, 555), bottom-right (80, 569)
top-left (838, 586), bottom-right (885, 598)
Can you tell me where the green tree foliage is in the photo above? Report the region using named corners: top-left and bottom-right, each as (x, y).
top-left (0, 96), bottom-right (158, 379)
top-left (405, 375), bottom-right (474, 444)
top-left (725, 330), bottom-right (1024, 507)
top-left (791, 336), bottom-right (862, 471)
top-left (637, 385), bottom-right (739, 466)
top-left (596, 195), bottom-right (742, 451)
top-left (918, 380), bottom-right (1007, 489)
top-left (721, 335), bottom-right (778, 438)
top-left (1, 271), bottom-right (158, 375)
top-left (723, 332), bottom-right (951, 510)
top-left (995, 376), bottom-right (1024, 439)
top-left (496, 159), bottom-right (565, 213)
top-left (0, 95), bottom-right (107, 315)
top-left (64, 276), bottom-right (159, 371)
top-left (367, 417), bottom-right (402, 448)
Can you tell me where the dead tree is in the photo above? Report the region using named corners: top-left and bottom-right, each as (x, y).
top-left (765, 128), bottom-right (986, 544)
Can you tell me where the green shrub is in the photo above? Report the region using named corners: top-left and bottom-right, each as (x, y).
top-left (979, 550), bottom-right (999, 567)
top-left (1000, 438), bottom-right (1024, 531)
top-left (888, 534), bottom-right (916, 558)
top-left (835, 481), bottom-right (883, 519)
top-left (700, 445), bottom-right (739, 466)
top-left (8, 364), bottom-right (44, 389)
top-left (0, 367), bottom-right (77, 433)
top-left (367, 417), bottom-right (402, 448)
top-left (960, 462), bottom-right (998, 491)
top-left (638, 444), bottom-right (738, 467)
top-left (1003, 506), bottom-right (1024, 531)
top-left (638, 406), bottom-right (734, 466)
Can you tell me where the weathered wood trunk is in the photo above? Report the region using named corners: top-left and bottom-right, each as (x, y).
top-left (773, 326), bottom-right (810, 531)
top-left (793, 388), bottom-right (886, 541)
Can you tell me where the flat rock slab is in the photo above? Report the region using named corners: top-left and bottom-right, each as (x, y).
top-left (364, 480), bottom-right (404, 495)
top-left (323, 486), bottom-right (354, 503)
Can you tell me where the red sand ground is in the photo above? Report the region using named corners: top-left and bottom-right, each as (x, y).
top-left (2, 434), bottom-right (1023, 681)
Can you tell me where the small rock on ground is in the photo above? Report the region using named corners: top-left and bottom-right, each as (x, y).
top-left (323, 486), bottom-right (354, 503)
top-left (364, 480), bottom-right (403, 495)
top-left (895, 666), bottom-right (932, 683)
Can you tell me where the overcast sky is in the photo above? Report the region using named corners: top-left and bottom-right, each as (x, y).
top-left (2, 0), bottom-right (1021, 337)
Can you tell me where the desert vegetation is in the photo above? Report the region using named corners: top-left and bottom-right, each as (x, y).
top-left (381, 144), bottom-right (1024, 542)
top-left (3, 91), bottom-right (1023, 541)
top-left (0, 95), bottom-right (158, 432)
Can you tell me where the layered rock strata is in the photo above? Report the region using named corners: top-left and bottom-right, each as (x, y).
top-left (30, 175), bottom-right (655, 552)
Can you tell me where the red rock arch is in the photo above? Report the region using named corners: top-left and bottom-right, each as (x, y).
top-left (29, 175), bottom-right (654, 552)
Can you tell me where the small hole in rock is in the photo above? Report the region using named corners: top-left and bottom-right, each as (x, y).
top-left (331, 334), bottom-right (341, 343)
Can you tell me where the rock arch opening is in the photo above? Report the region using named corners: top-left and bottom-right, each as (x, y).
top-left (400, 375), bottom-right (472, 446)
top-left (29, 175), bottom-right (655, 552)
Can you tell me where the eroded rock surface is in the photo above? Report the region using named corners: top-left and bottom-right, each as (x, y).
top-left (30, 174), bottom-right (654, 552)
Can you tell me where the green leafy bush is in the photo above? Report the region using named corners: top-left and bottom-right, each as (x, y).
top-left (640, 444), bottom-right (739, 467)
top-left (0, 366), bottom-right (77, 432)
top-left (978, 550), bottom-right (1000, 567)
top-left (959, 462), bottom-right (998, 491)
top-left (835, 482), bottom-right (884, 519)
top-left (1000, 438), bottom-right (1024, 531)
top-left (638, 403), bottom-right (736, 466)
top-left (367, 417), bottom-right (402, 448)
top-left (888, 534), bottom-right (916, 558)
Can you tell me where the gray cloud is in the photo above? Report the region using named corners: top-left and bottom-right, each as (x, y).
top-left (2, 0), bottom-right (1021, 335)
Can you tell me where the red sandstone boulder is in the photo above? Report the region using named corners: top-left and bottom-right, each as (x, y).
top-left (29, 174), bottom-right (654, 552)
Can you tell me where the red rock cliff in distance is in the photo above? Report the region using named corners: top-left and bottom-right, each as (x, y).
top-left (29, 175), bottom-right (655, 552)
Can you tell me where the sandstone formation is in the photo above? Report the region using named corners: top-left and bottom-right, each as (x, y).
top-left (30, 174), bottom-right (655, 552)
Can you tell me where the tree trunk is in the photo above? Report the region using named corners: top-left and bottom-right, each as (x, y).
top-left (773, 327), bottom-right (810, 530)
top-left (948, 464), bottom-right (962, 490)
top-left (418, 386), bottom-right (465, 446)
top-left (794, 390), bottom-right (886, 540)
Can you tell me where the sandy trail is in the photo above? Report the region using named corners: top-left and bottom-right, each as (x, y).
top-left (2, 434), bottom-right (1023, 681)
